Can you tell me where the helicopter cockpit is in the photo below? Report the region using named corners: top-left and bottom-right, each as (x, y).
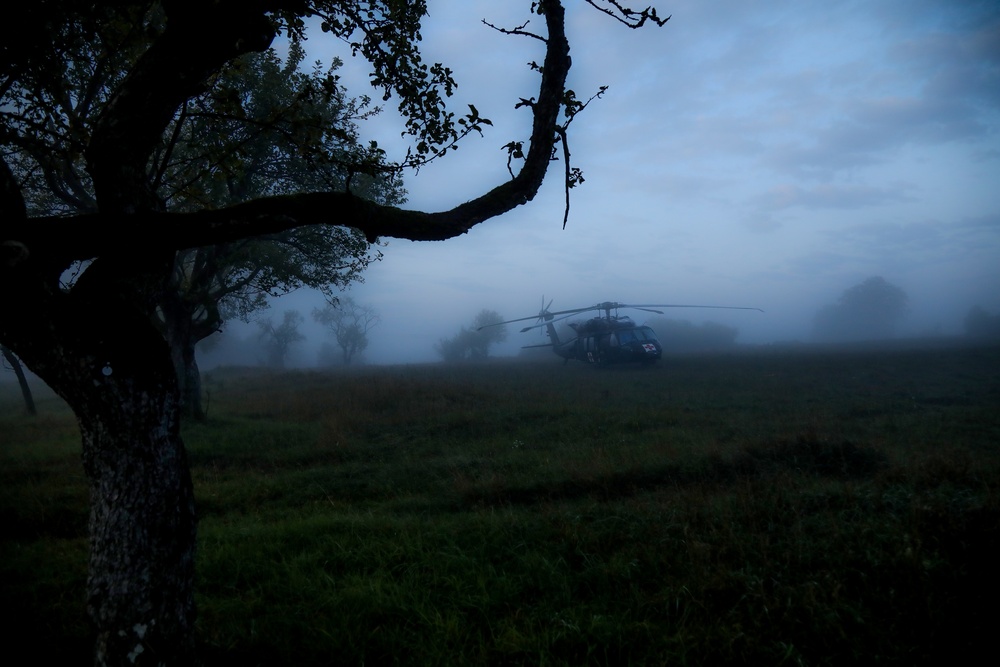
top-left (610, 326), bottom-right (659, 346)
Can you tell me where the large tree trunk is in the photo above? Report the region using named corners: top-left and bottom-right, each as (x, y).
top-left (2, 254), bottom-right (200, 665)
top-left (48, 348), bottom-right (198, 666)
top-left (80, 379), bottom-right (197, 666)
top-left (11, 347), bottom-right (199, 666)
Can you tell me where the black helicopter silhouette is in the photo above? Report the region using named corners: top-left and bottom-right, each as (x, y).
top-left (481, 300), bottom-right (763, 365)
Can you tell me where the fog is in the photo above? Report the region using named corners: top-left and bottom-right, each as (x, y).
top-left (197, 272), bottom-right (995, 369)
top-left (1, 1), bottom-right (995, 380)
top-left (170, 1), bottom-right (1000, 369)
top-left (190, 0), bottom-right (999, 369)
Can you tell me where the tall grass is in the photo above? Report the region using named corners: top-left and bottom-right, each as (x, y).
top-left (2, 344), bottom-right (998, 665)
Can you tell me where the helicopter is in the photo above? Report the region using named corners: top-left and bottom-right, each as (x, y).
top-left (480, 300), bottom-right (763, 365)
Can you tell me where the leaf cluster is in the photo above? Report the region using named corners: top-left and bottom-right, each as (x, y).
top-left (1, 2), bottom-right (163, 216)
top-left (152, 44), bottom-right (399, 325)
top-left (310, 0), bottom-right (494, 167)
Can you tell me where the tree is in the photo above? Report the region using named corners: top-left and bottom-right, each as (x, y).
top-left (963, 306), bottom-right (1000, 340)
top-left (155, 43), bottom-right (404, 417)
top-left (0, 1), bottom-right (667, 663)
top-left (9, 34), bottom-right (403, 419)
top-left (313, 296), bottom-right (380, 365)
top-left (472, 309), bottom-right (509, 359)
top-left (811, 276), bottom-right (910, 342)
top-left (435, 326), bottom-right (478, 362)
top-left (257, 309), bottom-right (306, 367)
top-left (436, 309), bottom-right (508, 361)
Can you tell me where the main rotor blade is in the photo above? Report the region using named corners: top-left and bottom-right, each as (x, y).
top-left (478, 313), bottom-right (543, 329)
top-left (621, 304), bottom-right (765, 313)
top-left (519, 311), bottom-right (580, 332)
top-left (479, 301), bottom-right (765, 331)
top-left (477, 304), bottom-right (599, 330)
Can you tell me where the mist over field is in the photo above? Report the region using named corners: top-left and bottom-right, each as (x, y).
top-left (188, 280), bottom-right (996, 370)
top-left (184, 0), bottom-right (999, 368)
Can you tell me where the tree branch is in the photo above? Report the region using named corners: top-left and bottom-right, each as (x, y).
top-left (86, 2), bottom-right (276, 213)
top-left (17, 0), bottom-right (572, 262)
top-left (583, 1), bottom-right (670, 28)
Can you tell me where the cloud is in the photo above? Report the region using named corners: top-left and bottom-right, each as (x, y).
top-left (757, 183), bottom-right (916, 211)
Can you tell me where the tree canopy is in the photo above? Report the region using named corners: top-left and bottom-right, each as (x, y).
top-left (0, 2), bottom-right (668, 663)
top-left (257, 309), bottom-right (307, 367)
top-left (812, 276), bottom-right (910, 343)
top-left (314, 296), bottom-right (380, 365)
top-left (436, 309), bottom-right (509, 362)
top-left (7, 21), bottom-right (404, 416)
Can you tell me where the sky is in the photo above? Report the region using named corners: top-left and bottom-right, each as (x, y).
top-left (220, 0), bottom-right (1000, 366)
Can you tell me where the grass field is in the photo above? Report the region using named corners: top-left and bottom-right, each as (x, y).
top-left (2, 342), bottom-right (999, 665)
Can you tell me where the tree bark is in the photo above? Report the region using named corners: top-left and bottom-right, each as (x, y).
top-left (0, 233), bottom-right (198, 665)
top-left (80, 378), bottom-right (197, 666)
top-left (2, 344), bottom-right (36, 416)
top-left (9, 333), bottom-right (198, 666)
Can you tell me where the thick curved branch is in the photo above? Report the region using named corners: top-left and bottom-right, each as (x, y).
top-left (19, 0), bottom-right (572, 262)
top-left (86, 2), bottom-right (276, 213)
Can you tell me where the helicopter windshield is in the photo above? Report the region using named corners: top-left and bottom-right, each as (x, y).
top-left (613, 326), bottom-right (658, 345)
top-left (635, 326), bottom-right (658, 341)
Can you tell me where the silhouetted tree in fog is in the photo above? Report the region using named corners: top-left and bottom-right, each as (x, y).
top-left (964, 306), bottom-right (1000, 340)
top-left (257, 310), bottom-right (305, 368)
top-left (437, 309), bottom-right (508, 361)
top-left (472, 309), bottom-right (508, 358)
top-left (812, 276), bottom-right (909, 342)
top-left (313, 296), bottom-right (380, 365)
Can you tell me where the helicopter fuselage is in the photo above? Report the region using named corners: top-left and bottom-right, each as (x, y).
top-left (486, 300), bottom-right (761, 367)
top-left (555, 316), bottom-right (662, 365)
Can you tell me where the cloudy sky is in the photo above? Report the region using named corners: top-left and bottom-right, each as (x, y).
top-left (244, 0), bottom-right (999, 365)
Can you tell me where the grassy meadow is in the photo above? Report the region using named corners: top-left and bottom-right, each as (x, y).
top-left (2, 342), bottom-right (999, 665)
